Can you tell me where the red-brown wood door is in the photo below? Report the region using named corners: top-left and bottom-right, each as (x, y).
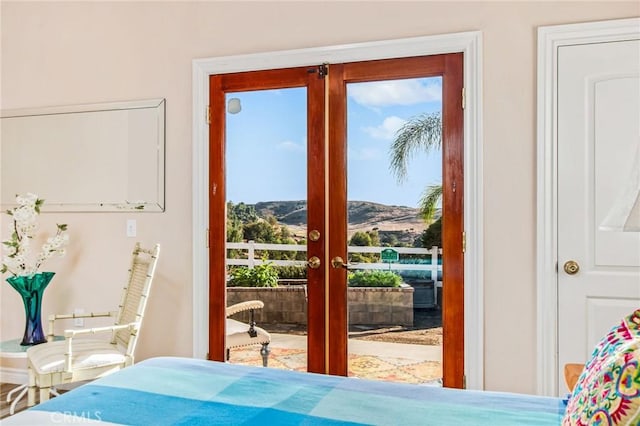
top-left (209, 67), bottom-right (327, 373)
top-left (209, 53), bottom-right (464, 387)
top-left (326, 54), bottom-right (464, 387)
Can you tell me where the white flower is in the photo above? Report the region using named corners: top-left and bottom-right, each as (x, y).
top-left (15, 193), bottom-right (38, 207)
top-left (1, 194), bottom-right (69, 277)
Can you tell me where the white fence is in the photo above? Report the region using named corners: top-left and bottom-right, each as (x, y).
top-left (226, 241), bottom-right (443, 283)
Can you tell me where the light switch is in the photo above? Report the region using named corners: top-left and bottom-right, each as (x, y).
top-left (74, 308), bottom-right (84, 327)
top-left (126, 219), bottom-right (137, 237)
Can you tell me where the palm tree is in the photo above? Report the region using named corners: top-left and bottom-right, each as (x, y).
top-left (418, 184), bottom-right (442, 223)
top-left (389, 112), bottom-right (443, 223)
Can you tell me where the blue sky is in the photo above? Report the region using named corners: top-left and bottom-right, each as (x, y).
top-left (225, 77), bottom-right (442, 209)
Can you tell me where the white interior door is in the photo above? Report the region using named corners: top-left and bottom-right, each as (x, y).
top-left (557, 39), bottom-right (640, 393)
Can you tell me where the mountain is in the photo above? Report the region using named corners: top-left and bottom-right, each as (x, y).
top-left (252, 200), bottom-right (439, 244)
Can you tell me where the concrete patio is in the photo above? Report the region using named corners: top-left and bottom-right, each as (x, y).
top-left (229, 333), bottom-right (442, 385)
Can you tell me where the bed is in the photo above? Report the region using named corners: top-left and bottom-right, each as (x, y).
top-left (4, 356), bottom-right (566, 425)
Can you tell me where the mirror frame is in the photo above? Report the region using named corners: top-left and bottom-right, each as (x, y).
top-left (1, 98), bottom-right (166, 212)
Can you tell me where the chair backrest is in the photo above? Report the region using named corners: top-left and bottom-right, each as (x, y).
top-left (112, 242), bottom-right (160, 356)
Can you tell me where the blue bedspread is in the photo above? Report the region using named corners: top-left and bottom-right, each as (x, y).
top-left (5, 357), bottom-right (566, 425)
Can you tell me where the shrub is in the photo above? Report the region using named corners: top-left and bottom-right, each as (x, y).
top-left (273, 265), bottom-right (307, 280)
top-left (227, 262), bottom-right (278, 287)
top-left (350, 231), bottom-right (372, 246)
top-left (348, 270), bottom-right (402, 288)
top-left (416, 217), bottom-right (442, 248)
top-left (349, 230), bottom-right (380, 263)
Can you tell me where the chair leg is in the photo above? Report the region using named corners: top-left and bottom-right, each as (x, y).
top-left (260, 343), bottom-right (270, 367)
top-left (39, 386), bottom-right (51, 403)
top-left (9, 385), bottom-right (28, 415)
top-left (27, 368), bottom-right (36, 407)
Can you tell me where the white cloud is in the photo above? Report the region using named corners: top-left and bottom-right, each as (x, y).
top-left (348, 79), bottom-right (442, 108)
top-left (363, 116), bottom-right (406, 140)
top-left (277, 140), bottom-right (305, 153)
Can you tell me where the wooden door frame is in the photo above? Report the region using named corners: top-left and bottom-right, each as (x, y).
top-left (192, 31), bottom-right (485, 389)
top-left (536, 17), bottom-right (640, 397)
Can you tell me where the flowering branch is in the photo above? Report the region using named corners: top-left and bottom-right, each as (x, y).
top-left (1, 193), bottom-right (69, 276)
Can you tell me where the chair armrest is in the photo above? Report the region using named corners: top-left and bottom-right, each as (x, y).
top-left (226, 300), bottom-right (264, 317)
top-left (61, 323), bottom-right (140, 372)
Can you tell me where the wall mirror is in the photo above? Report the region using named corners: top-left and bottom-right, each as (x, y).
top-left (1, 98), bottom-right (165, 212)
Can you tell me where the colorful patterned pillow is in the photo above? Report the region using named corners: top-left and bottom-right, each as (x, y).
top-left (562, 309), bottom-right (640, 425)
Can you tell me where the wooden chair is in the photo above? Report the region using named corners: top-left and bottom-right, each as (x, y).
top-left (226, 300), bottom-right (271, 367)
top-left (564, 363), bottom-right (584, 392)
top-left (26, 243), bottom-right (160, 406)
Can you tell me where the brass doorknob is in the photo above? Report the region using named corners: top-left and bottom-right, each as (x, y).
top-left (307, 256), bottom-right (321, 269)
top-left (563, 260), bottom-right (580, 275)
top-left (331, 256), bottom-right (353, 269)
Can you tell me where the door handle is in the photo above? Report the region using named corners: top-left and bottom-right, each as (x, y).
top-left (331, 256), bottom-right (353, 269)
top-left (563, 260), bottom-right (580, 275)
top-left (307, 256), bottom-right (321, 269)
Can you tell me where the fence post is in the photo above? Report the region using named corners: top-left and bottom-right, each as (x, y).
top-left (430, 246), bottom-right (439, 282)
top-left (431, 246), bottom-right (440, 307)
top-left (248, 240), bottom-right (255, 269)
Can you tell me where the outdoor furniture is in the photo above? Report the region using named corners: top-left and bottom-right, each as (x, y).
top-left (25, 242), bottom-right (160, 406)
top-left (226, 300), bottom-right (271, 367)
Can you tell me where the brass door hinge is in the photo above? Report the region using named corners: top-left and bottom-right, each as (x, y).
top-left (307, 64), bottom-right (328, 79)
top-left (206, 106), bottom-right (211, 124)
top-left (462, 231), bottom-right (466, 253)
top-left (206, 228), bottom-right (210, 248)
top-left (318, 64), bottom-right (328, 79)
top-left (463, 374), bottom-right (467, 389)
top-left (461, 87), bottom-right (466, 109)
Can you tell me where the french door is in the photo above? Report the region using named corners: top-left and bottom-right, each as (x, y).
top-left (209, 67), bottom-right (326, 373)
top-left (208, 54), bottom-right (465, 387)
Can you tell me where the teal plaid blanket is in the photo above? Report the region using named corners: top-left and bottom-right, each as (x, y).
top-left (5, 357), bottom-right (566, 425)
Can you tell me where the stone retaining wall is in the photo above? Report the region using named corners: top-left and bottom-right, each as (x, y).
top-left (227, 285), bottom-right (414, 327)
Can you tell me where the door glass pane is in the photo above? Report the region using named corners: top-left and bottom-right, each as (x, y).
top-left (346, 77), bottom-right (443, 385)
top-left (225, 88), bottom-right (308, 372)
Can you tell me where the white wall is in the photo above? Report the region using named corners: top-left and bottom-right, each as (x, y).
top-left (1, 1), bottom-right (638, 394)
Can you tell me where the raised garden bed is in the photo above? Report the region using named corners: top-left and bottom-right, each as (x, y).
top-left (227, 283), bottom-right (414, 327)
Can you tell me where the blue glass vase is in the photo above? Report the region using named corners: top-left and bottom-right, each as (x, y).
top-left (6, 272), bottom-right (55, 346)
